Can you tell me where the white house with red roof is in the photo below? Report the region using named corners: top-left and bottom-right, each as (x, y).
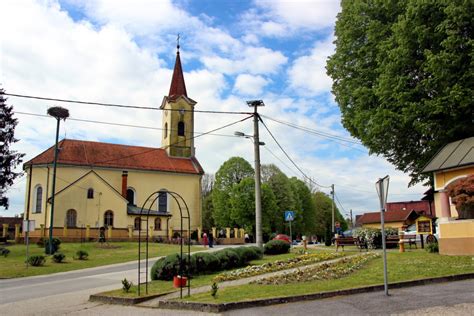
top-left (22, 48), bottom-right (204, 241)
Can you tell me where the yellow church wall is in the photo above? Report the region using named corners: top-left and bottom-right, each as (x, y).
top-left (52, 172), bottom-right (128, 228)
top-left (24, 164), bottom-right (202, 231)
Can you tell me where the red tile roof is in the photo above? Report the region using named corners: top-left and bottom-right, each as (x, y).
top-left (168, 51), bottom-right (187, 98)
top-left (357, 209), bottom-right (418, 225)
top-left (24, 139), bottom-right (204, 175)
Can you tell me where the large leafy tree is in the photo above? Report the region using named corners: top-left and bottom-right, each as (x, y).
top-left (313, 192), bottom-right (347, 240)
top-left (1, 89), bottom-right (25, 209)
top-left (289, 177), bottom-right (317, 235)
top-left (212, 157), bottom-right (254, 228)
top-left (327, 0), bottom-right (473, 185)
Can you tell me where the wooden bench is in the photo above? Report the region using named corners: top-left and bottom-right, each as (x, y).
top-left (335, 237), bottom-right (367, 252)
top-left (386, 235), bottom-right (417, 249)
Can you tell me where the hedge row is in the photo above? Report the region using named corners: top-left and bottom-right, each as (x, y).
top-left (263, 240), bottom-right (290, 255)
top-left (151, 246), bottom-right (263, 281)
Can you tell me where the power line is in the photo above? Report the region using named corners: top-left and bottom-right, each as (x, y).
top-left (5, 92), bottom-right (252, 115)
top-left (261, 114), bottom-right (364, 145)
top-left (90, 115), bottom-right (254, 164)
top-left (334, 192), bottom-right (347, 213)
top-left (14, 111), bottom-right (239, 138)
top-left (259, 116), bottom-right (332, 189)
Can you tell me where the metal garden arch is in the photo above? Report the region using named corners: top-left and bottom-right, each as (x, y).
top-left (137, 190), bottom-right (191, 298)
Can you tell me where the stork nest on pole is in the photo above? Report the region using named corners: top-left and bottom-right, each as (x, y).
top-left (47, 107), bottom-right (69, 119)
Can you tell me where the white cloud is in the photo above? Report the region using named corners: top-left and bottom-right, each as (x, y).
top-left (202, 46), bottom-right (287, 75)
top-left (256, 0), bottom-right (341, 31)
top-left (233, 74), bottom-right (269, 96)
top-left (288, 36), bottom-right (335, 95)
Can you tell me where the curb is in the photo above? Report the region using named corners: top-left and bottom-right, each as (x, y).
top-left (89, 291), bottom-right (174, 305)
top-left (153, 273), bottom-right (474, 313)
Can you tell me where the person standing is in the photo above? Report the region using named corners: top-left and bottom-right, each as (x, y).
top-left (208, 232), bottom-right (214, 248)
top-left (202, 232), bottom-right (208, 248)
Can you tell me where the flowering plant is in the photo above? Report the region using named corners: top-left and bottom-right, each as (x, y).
top-left (213, 252), bottom-right (344, 283)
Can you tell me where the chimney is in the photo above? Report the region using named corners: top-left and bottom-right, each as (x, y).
top-left (121, 171), bottom-right (128, 198)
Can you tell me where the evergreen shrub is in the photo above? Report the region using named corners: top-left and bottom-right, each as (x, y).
top-left (27, 255), bottom-right (45, 266)
top-left (52, 252), bottom-right (66, 263)
top-left (264, 240), bottom-right (290, 255)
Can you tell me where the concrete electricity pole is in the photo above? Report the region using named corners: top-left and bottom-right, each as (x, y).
top-left (331, 184), bottom-right (335, 233)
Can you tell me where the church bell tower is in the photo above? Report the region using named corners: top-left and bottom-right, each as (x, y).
top-left (161, 44), bottom-right (197, 157)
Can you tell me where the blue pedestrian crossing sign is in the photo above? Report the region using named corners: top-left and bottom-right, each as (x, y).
top-left (285, 210), bottom-right (295, 222)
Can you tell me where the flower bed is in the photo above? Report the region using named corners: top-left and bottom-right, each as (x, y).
top-left (213, 252), bottom-right (345, 283)
top-left (252, 252), bottom-right (380, 285)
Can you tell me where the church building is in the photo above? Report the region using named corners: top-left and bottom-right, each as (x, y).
top-left (23, 47), bottom-right (204, 241)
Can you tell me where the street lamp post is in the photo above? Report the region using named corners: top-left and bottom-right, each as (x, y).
top-left (376, 175), bottom-right (390, 296)
top-left (235, 99), bottom-right (265, 247)
top-left (47, 106), bottom-right (69, 254)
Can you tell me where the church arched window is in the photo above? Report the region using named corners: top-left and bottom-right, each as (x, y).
top-left (155, 218), bottom-right (161, 230)
top-left (34, 185), bottom-right (43, 213)
top-left (134, 217), bottom-right (141, 230)
top-left (178, 121), bottom-right (185, 136)
top-left (66, 209), bottom-right (77, 228)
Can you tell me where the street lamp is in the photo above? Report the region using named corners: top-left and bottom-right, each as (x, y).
top-left (235, 99), bottom-right (265, 248)
top-left (376, 175), bottom-right (390, 296)
top-left (47, 106), bottom-right (69, 254)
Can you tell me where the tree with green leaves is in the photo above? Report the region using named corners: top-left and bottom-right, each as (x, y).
top-left (327, 0), bottom-right (473, 185)
top-left (1, 89), bottom-right (25, 209)
top-left (212, 157), bottom-right (254, 228)
top-left (262, 165), bottom-right (296, 234)
top-left (289, 177), bottom-right (317, 235)
top-left (313, 192), bottom-right (347, 240)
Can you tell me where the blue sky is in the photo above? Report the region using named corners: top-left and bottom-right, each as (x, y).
top-left (1, 0), bottom-right (427, 218)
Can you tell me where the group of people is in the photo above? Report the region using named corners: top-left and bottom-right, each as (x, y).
top-left (201, 232), bottom-right (214, 248)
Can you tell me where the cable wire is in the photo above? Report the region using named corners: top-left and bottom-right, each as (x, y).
top-left (259, 116), bottom-right (332, 189)
top-left (5, 92), bottom-right (253, 115)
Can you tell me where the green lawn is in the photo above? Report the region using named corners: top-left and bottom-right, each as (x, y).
top-left (0, 242), bottom-right (199, 278)
top-left (185, 251), bottom-right (474, 303)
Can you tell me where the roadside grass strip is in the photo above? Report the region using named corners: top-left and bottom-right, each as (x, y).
top-left (213, 252), bottom-right (345, 282)
top-left (252, 252), bottom-right (380, 285)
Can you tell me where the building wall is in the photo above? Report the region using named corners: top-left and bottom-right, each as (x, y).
top-left (438, 219), bottom-right (474, 255)
top-left (433, 166), bottom-right (473, 218)
top-left (24, 164), bottom-right (202, 231)
top-left (162, 98), bottom-right (194, 157)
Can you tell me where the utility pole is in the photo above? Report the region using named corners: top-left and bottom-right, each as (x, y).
top-left (350, 209), bottom-right (353, 229)
top-left (331, 184), bottom-right (335, 233)
top-left (248, 100), bottom-right (264, 248)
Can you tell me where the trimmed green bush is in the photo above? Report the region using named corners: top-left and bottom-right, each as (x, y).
top-left (45, 238), bottom-right (62, 255)
top-left (264, 240), bottom-right (290, 255)
top-left (247, 246), bottom-right (264, 260)
top-left (52, 252), bottom-right (66, 263)
top-left (426, 242), bottom-right (439, 253)
top-left (193, 252), bottom-right (220, 274)
top-left (1, 247), bottom-right (10, 257)
top-left (27, 255), bottom-right (46, 266)
top-left (151, 246), bottom-right (262, 280)
top-left (75, 250), bottom-right (89, 260)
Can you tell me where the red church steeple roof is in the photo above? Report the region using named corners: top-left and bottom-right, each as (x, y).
top-left (168, 47), bottom-right (187, 98)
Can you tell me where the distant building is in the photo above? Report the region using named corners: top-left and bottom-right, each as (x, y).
top-left (356, 209), bottom-right (420, 231)
top-left (22, 47), bottom-right (204, 241)
top-left (386, 200), bottom-right (434, 217)
top-left (0, 217), bottom-right (22, 239)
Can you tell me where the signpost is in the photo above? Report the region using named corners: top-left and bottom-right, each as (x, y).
top-left (285, 211), bottom-right (294, 247)
top-left (376, 175), bottom-right (390, 296)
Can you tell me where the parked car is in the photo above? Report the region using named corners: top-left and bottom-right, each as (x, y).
top-left (273, 234), bottom-right (291, 244)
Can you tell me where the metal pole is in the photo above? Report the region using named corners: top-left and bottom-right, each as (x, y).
top-left (48, 117), bottom-right (61, 254)
top-left (378, 181), bottom-right (389, 296)
top-left (350, 209), bottom-right (353, 229)
top-left (289, 220), bottom-right (292, 249)
top-left (253, 106), bottom-right (263, 248)
top-left (26, 165), bottom-right (33, 268)
top-left (331, 184), bottom-right (335, 233)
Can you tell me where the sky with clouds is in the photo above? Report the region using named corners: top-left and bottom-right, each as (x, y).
top-left (1, 0), bottom-right (428, 219)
